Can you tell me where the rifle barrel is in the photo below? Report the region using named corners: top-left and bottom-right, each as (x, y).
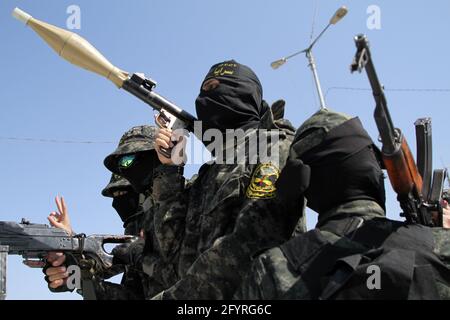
top-left (354, 35), bottom-right (398, 154)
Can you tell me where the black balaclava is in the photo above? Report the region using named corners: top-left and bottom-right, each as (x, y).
top-left (282, 117), bottom-right (386, 215)
top-left (195, 60), bottom-right (268, 134)
top-left (117, 151), bottom-right (159, 194)
top-left (112, 190), bottom-right (141, 224)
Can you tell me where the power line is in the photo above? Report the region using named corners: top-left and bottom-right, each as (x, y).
top-left (3, 85), bottom-right (450, 145)
top-left (0, 137), bottom-right (115, 144)
top-left (325, 86), bottom-right (450, 98)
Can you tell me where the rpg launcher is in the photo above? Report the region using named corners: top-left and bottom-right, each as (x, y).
top-left (350, 34), bottom-right (446, 227)
top-left (12, 7), bottom-right (196, 158)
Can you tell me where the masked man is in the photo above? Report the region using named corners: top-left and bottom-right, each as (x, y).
top-left (45, 125), bottom-right (165, 299)
top-left (148, 60), bottom-right (305, 299)
top-left (235, 108), bottom-right (450, 300)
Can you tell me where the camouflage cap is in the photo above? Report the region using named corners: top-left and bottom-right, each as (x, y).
top-left (291, 108), bottom-right (352, 158)
top-left (104, 125), bottom-right (157, 174)
top-left (101, 173), bottom-right (132, 198)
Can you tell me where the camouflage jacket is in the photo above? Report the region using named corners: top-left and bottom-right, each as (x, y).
top-left (146, 109), bottom-right (305, 299)
top-left (235, 199), bottom-right (450, 300)
top-left (236, 108), bottom-right (450, 300)
top-left (141, 177), bottom-right (186, 295)
top-left (90, 267), bottom-right (146, 300)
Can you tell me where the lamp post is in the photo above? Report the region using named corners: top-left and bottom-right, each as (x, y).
top-left (271, 6), bottom-right (348, 110)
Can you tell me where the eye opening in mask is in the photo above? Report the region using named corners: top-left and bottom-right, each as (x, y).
top-left (118, 154), bottom-right (138, 171)
top-left (112, 189), bottom-right (129, 197)
top-left (113, 173), bottom-right (123, 180)
top-left (201, 78), bottom-right (220, 92)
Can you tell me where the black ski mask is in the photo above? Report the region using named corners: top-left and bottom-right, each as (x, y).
top-left (295, 117), bottom-right (386, 214)
top-left (112, 191), bottom-right (141, 223)
top-left (195, 60), bottom-right (268, 134)
top-left (116, 151), bottom-right (159, 193)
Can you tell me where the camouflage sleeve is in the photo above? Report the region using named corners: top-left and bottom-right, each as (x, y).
top-left (77, 241), bottom-right (147, 300)
top-left (159, 193), bottom-right (304, 299)
top-left (234, 246), bottom-right (300, 300)
top-left (80, 269), bottom-right (146, 300)
top-left (150, 165), bottom-right (188, 262)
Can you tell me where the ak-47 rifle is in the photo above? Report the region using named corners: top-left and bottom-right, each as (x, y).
top-left (350, 34), bottom-right (445, 226)
top-left (0, 219), bottom-right (137, 300)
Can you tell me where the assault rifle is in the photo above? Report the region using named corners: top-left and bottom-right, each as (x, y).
top-left (0, 219), bottom-right (137, 299)
top-left (350, 34), bottom-right (446, 226)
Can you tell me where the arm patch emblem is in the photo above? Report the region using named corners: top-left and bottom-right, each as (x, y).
top-left (246, 163), bottom-right (280, 199)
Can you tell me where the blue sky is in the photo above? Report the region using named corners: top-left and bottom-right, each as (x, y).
top-left (0, 0), bottom-right (449, 299)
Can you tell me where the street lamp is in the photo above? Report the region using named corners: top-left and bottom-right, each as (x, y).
top-left (271, 6), bottom-right (348, 110)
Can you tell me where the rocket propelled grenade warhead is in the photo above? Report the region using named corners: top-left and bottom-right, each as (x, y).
top-left (12, 6), bottom-right (198, 155)
top-left (12, 7), bottom-right (128, 88)
top-left (12, 8), bottom-right (32, 24)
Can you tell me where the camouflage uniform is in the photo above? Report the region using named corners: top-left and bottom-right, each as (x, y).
top-left (141, 164), bottom-right (190, 294)
top-left (87, 173), bottom-right (147, 300)
top-left (147, 102), bottom-right (305, 300)
top-left (89, 125), bottom-right (163, 299)
top-left (235, 108), bottom-right (450, 300)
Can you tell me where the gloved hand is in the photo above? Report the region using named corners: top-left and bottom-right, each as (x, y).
top-left (275, 157), bottom-right (311, 204)
top-left (112, 238), bottom-right (145, 267)
top-left (270, 99), bottom-right (285, 120)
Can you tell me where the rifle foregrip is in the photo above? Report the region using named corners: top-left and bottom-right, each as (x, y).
top-left (383, 138), bottom-right (423, 196)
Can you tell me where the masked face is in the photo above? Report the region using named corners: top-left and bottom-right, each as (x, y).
top-left (195, 61), bottom-right (266, 135)
top-left (112, 190), bottom-right (141, 223)
top-left (116, 151), bottom-right (158, 193)
top-left (293, 117), bottom-right (386, 214)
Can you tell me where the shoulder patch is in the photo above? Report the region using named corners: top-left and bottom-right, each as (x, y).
top-left (246, 163), bottom-right (280, 199)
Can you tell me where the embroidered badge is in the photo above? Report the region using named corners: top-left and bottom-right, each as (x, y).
top-left (246, 163), bottom-right (280, 199)
top-left (213, 62), bottom-right (237, 77)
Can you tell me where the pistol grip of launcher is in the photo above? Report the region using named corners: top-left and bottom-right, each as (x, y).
top-left (154, 111), bottom-right (186, 162)
top-left (158, 143), bottom-right (173, 159)
top-left (155, 112), bottom-right (176, 159)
